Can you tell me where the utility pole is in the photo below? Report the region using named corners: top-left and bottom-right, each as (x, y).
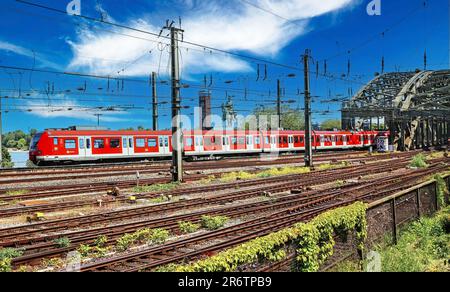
top-left (94, 114), bottom-right (102, 127)
top-left (277, 79), bottom-right (282, 130)
top-left (151, 72), bottom-right (158, 131)
top-left (303, 49), bottom-right (313, 167)
top-left (166, 23), bottom-right (184, 182)
top-left (0, 95), bottom-right (2, 168)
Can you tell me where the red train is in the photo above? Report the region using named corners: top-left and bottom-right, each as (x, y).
top-left (29, 127), bottom-right (383, 165)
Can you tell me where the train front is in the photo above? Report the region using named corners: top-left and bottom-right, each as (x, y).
top-left (29, 132), bottom-right (44, 164)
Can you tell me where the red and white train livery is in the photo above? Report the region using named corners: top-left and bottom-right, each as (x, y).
top-left (29, 128), bottom-right (382, 164)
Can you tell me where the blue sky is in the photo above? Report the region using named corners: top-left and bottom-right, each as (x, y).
top-left (0, 0), bottom-right (448, 133)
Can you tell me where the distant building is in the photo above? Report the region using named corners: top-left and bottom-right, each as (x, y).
top-left (199, 90), bottom-right (213, 130)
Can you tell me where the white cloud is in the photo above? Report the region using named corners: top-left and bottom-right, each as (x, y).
top-left (22, 93), bottom-right (135, 123)
top-left (0, 41), bottom-right (61, 69)
top-left (67, 0), bottom-right (355, 76)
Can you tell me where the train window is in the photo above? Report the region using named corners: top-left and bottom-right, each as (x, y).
top-left (65, 139), bottom-right (76, 149)
top-left (265, 137), bottom-right (270, 144)
top-left (271, 137), bottom-right (276, 144)
top-left (255, 137), bottom-right (261, 145)
top-left (110, 139), bottom-right (121, 149)
top-left (86, 139), bottom-right (91, 149)
top-left (186, 138), bottom-right (193, 147)
top-left (238, 137), bottom-right (245, 145)
top-left (123, 138), bottom-right (127, 148)
top-left (136, 139), bottom-right (145, 148)
top-left (300, 136), bottom-right (304, 143)
top-left (53, 138), bottom-right (58, 145)
top-left (283, 137), bottom-right (288, 144)
top-left (222, 137), bottom-right (227, 146)
top-left (148, 138), bottom-right (157, 147)
top-left (94, 139), bottom-right (105, 149)
top-left (231, 137), bottom-right (237, 145)
top-left (79, 139), bottom-right (85, 150)
top-left (165, 137), bottom-right (169, 147)
top-left (160, 137), bottom-right (164, 147)
top-left (128, 138), bottom-right (133, 148)
top-left (294, 136), bottom-right (299, 143)
top-left (316, 137), bottom-right (321, 143)
top-left (246, 136), bottom-right (252, 145)
top-left (343, 136), bottom-right (347, 142)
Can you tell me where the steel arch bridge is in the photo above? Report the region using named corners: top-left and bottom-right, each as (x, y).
top-left (342, 70), bottom-right (450, 150)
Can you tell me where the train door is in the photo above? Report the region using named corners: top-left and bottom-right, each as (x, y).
top-left (271, 135), bottom-right (277, 152)
top-left (82, 136), bottom-right (92, 158)
top-left (127, 136), bottom-right (135, 156)
top-left (78, 136), bottom-right (90, 159)
top-left (122, 136), bottom-right (129, 156)
top-left (246, 135), bottom-right (254, 151)
top-left (160, 136), bottom-right (171, 154)
top-left (222, 136), bottom-right (230, 153)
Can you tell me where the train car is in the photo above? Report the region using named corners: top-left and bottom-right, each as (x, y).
top-left (29, 127), bottom-right (383, 165)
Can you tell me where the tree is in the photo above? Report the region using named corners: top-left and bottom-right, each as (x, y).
top-left (320, 119), bottom-right (342, 130)
top-left (1, 147), bottom-right (14, 168)
top-left (252, 106), bottom-right (305, 131)
top-left (17, 138), bottom-right (27, 150)
top-left (6, 140), bottom-right (17, 149)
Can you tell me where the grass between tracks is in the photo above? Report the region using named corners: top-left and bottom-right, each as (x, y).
top-left (5, 189), bottom-right (29, 196)
top-left (132, 182), bottom-right (180, 194)
top-left (330, 206), bottom-right (450, 272)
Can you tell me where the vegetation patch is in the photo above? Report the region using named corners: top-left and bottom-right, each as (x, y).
top-left (376, 206), bottom-right (450, 272)
top-left (77, 244), bottom-right (111, 259)
top-left (132, 182), bottom-right (180, 194)
top-left (317, 162), bottom-right (349, 171)
top-left (5, 189), bottom-right (29, 196)
top-left (410, 154), bottom-right (428, 168)
top-left (178, 221), bottom-right (201, 234)
top-left (201, 215), bottom-right (229, 231)
top-left (158, 202), bottom-right (367, 272)
top-left (219, 167), bottom-right (310, 182)
top-left (116, 228), bottom-right (170, 252)
top-left (54, 237), bottom-right (71, 248)
top-left (435, 174), bottom-right (449, 208)
top-left (0, 248), bottom-right (24, 273)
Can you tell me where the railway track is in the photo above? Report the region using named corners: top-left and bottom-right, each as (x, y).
top-left (5, 158), bottom-right (448, 268)
top-left (0, 151), bottom-right (372, 186)
top-left (78, 164), bottom-right (447, 273)
top-left (2, 161), bottom-right (417, 247)
top-left (0, 151), bottom-right (417, 202)
top-left (0, 151), bottom-right (364, 177)
top-left (0, 153), bottom-right (424, 218)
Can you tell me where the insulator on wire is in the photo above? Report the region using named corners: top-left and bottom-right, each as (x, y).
top-left (347, 59), bottom-right (351, 77)
top-left (262, 64), bottom-right (267, 81)
top-left (316, 62), bottom-right (319, 79)
top-left (256, 64), bottom-right (260, 81)
top-left (424, 50), bottom-right (427, 70)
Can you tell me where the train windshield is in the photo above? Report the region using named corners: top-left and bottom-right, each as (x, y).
top-left (30, 133), bottom-right (42, 150)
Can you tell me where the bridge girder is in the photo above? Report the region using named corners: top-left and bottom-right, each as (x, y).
top-left (342, 70), bottom-right (450, 150)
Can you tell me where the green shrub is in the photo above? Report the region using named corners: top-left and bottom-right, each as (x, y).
top-left (0, 248), bottom-right (24, 273)
top-left (159, 202), bottom-right (368, 272)
top-left (54, 237), bottom-right (71, 248)
top-left (94, 235), bottom-right (108, 247)
top-left (149, 229), bottom-right (170, 245)
top-left (77, 244), bottom-right (92, 258)
top-left (178, 221), bottom-right (201, 234)
top-left (377, 206), bottom-right (450, 272)
top-left (0, 258), bottom-right (12, 273)
top-left (434, 174), bottom-right (449, 208)
top-left (116, 233), bottom-right (137, 252)
top-left (201, 216), bottom-right (229, 231)
top-left (410, 154), bottom-right (428, 168)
